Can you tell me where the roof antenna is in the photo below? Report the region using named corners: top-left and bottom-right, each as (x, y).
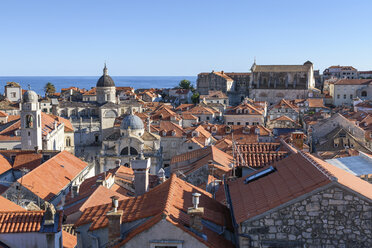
top-left (254, 56), bottom-right (256, 64)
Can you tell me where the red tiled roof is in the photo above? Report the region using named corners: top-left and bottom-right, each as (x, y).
top-left (271, 99), bottom-right (299, 112)
top-left (334, 79), bottom-right (372, 85)
top-left (233, 143), bottom-right (289, 168)
top-left (49, 114), bottom-right (74, 132)
top-left (62, 230), bottom-right (77, 248)
top-left (0, 154), bottom-right (12, 175)
top-left (0, 111), bottom-right (8, 117)
top-left (171, 146), bottom-right (233, 175)
top-left (7, 115), bottom-right (20, 122)
top-left (0, 211), bottom-right (44, 233)
top-left (271, 115), bottom-right (297, 123)
top-left (13, 153), bottom-right (43, 171)
top-left (18, 151), bottom-right (88, 201)
top-left (77, 174), bottom-right (234, 248)
top-left (64, 185), bottom-right (128, 217)
top-left (200, 90), bottom-right (228, 99)
top-left (83, 88), bottom-right (96, 96)
top-left (228, 148), bottom-right (372, 225)
top-left (307, 98), bottom-right (326, 108)
top-left (213, 71), bottom-right (233, 81)
top-left (184, 105), bottom-right (217, 115)
top-left (225, 103), bottom-right (264, 115)
top-left (155, 121), bottom-right (186, 137)
top-left (0, 196), bottom-right (25, 211)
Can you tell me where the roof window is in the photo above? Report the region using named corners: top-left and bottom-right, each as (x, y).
top-left (244, 166), bottom-right (276, 184)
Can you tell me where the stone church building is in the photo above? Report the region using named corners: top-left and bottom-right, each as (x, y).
top-left (197, 61), bottom-right (319, 105)
top-left (99, 109), bottom-right (162, 174)
top-left (56, 65), bottom-right (142, 161)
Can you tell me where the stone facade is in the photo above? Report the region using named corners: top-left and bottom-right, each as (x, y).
top-left (197, 62), bottom-right (317, 106)
top-left (240, 186), bottom-right (372, 248)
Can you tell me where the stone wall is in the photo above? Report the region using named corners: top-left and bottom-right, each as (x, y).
top-left (240, 186), bottom-right (372, 248)
top-left (197, 73), bottom-right (229, 95)
top-left (250, 89), bottom-right (308, 105)
top-left (185, 164), bottom-right (209, 186)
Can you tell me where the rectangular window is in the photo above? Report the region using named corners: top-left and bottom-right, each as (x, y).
top-left (343, 94), bottom-right (346, 99)
top-left (245, 122), bottom-right (249, 125)
top-left (206, 117), bottom-right (210, 120)
top-left (237, 122), bottom-right (241, 125)
top-left (337, 94), bottom-right (340, 99)
top-left (350, 94), bottom-right (353, 99)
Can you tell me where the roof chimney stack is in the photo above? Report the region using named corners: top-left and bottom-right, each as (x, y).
top-left (187, 193), bottom-right (204, 232)
top-left (131, 157), bottom-right (151, 196)
top-left (106, 196), bottom-right (123, 242)
top-left (158, 168), bottom-right (166, 183)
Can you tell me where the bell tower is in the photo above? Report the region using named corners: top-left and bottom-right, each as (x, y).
top-left (21, 90), bottom-right (42, 150)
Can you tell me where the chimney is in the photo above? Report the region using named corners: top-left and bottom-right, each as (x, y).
top-left (291, 132), bottom-right (304, 150)
top-left (131, 157), bottom-right (151, 196)
top-left (44, 202), bottom-right (56, 226)
top-left (157, 168), bottom-right (166, 183)
top-left (187, 193), bottom-right (204, 232)
top-left (106, 196), bottom-right (123, 242)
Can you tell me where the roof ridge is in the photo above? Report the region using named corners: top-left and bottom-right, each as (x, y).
top-left (162, 174), bottom-right (177, 216)
top-left (298, 151), bottom-right (336, 181)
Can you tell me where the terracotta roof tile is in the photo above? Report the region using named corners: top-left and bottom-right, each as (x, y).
top-left (0, 211), bottom-right (44, 233)
top-left (0, 154), bottom-right (12, 175)
top-left (77, 174), bottom-right (234, 248)
top-left (228, 151), bottom-right (332, 224)
top-left (334, 79), bottom-right (372, 85)
top-left (12, 153), bottom-right (43, 171)
top-left (62, 230), bottom-right (77, 248)
top-left (0, 111), bottom-right (8, 117)
top-left (18, 151), bottom-right (88, 201)
top-left (0, 196), bottom-right (25, 211)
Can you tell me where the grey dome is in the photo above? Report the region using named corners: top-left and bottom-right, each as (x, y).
top-left (121, 114), bottom-right (144, 130)
top-left (23, 90), bottom-right (38, 103)
top-left (96, 75), bottom-right (115, 87)
top-left (96, 64), bottom-right (115, 87)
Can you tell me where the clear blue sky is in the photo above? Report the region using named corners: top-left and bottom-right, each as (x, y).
top-left (1, 0), bottom-right (371, 76)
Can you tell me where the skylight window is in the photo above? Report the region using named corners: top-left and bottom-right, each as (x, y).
top-left (244, 166), bottom-right (276, 184)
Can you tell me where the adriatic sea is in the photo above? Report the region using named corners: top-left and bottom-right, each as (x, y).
top-left (0, 76), bottom-right (197, 95)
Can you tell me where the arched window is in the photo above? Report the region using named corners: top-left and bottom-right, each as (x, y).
top-left (104, 110), bottom-right (117, 118)
top-left (66, 137), bottom-right (71, 147)
top-left (120, 147), bottom-right (138, 156)
top-left (362, 91), bottom-right (367, 97)
top-left (26, 115), bottom-right (33, 128)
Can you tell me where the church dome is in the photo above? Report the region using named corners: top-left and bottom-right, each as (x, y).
top-left (23, 90), bottom-right (38, 103)
top-left (96, 64), bottom-right (115, 87)
top-left (121, 113), bottom-right (144, 130)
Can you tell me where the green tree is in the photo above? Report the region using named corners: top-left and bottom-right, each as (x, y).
top-left (191, 92), bottom-right (200, 104)
top-left (178, 79), bottom-right (194, 90)
top-left (44, 82), bottom-right (56, 96)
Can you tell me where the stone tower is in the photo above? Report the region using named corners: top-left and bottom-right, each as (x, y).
top-left (21, 90), bottom-right (42, 150)
top-left (96, 64), bottom-right (116, 104)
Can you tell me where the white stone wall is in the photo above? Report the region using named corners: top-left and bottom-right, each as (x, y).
top-left (224, 114), bottom-right (264, 126)
top-left (5, 86), bottom-right (22, 102)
